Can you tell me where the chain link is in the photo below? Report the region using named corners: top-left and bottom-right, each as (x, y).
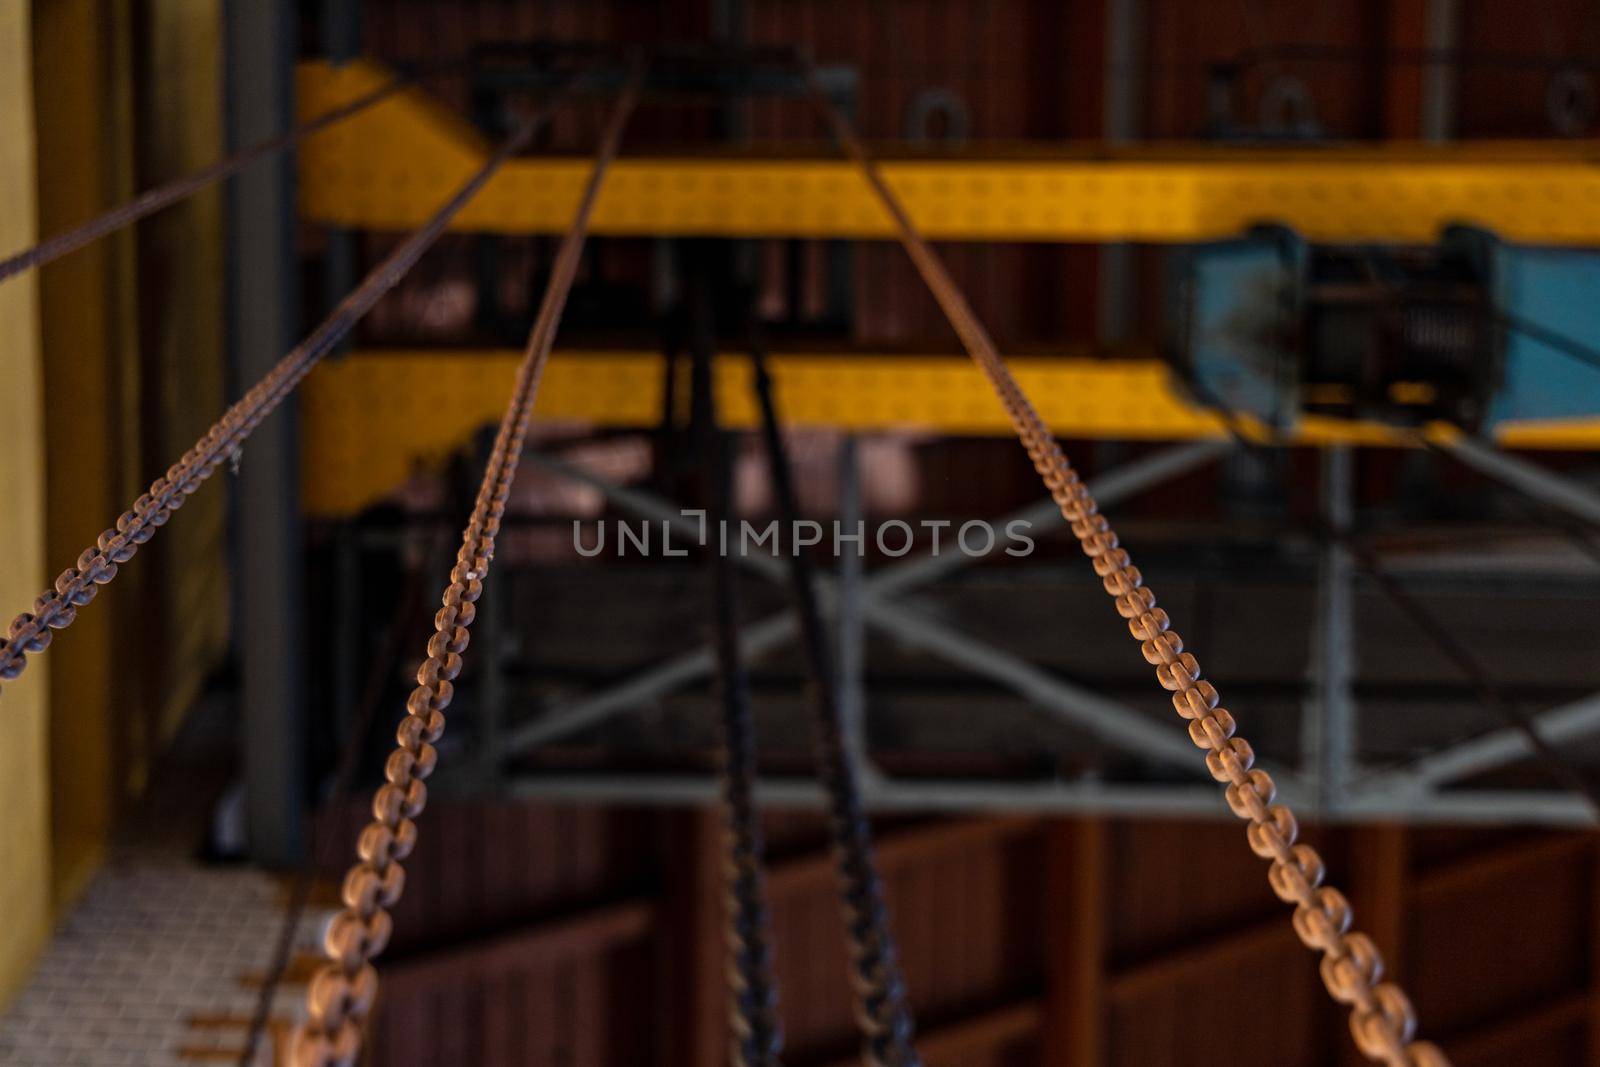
top-left (802, 60), bottom-right (1450, 1067)
top-left (0, 91), bottom-right (570, 707)
top-left (748, 346), bottom-right (920, 1067)
top-left (288, 70), bottom-right (639, 1067)
top-left (693, 282), bottom-right (785, 1067)
top-left (705, 429), bottom-right (784, 1067)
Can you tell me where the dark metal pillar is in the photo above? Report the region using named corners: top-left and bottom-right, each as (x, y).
top-left (321, 0), bottom-right (360, 352)
top-left (1097, 0), bottom-right (1143, 344)
top-left (227, 0), bottom-right (304, 865)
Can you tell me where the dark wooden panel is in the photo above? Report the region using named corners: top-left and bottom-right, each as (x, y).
top-left (1109, 935), bottom-right (1325, 1066)
top-left (1411, 835), bottom-right (1592, 1035)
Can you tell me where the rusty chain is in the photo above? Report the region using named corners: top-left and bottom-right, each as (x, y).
top-left (288, 68), bottom-right (640, 1067)
top-left (0, 87), bottom-right (574, 709)
top-left (803, 60), bottom-right (1450, 1067)
top-left (696, 340), bottom-right (784, 1067)
top-left (747, 332), bottom-right (920, 1067)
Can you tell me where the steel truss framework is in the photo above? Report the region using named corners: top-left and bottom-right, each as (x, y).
top-left (468, 438), bottom-right (1600, 827)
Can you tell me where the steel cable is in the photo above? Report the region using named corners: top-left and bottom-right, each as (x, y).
top-left (288, 64), bottom-right (640, 1067)
top-left (1496, 308), bottom-right (1600, 377)
top-left (0, 74), bottom-right (407, 286)
top-left (801, 55), bottom-right (1449, 1067)
top-left (745, 319), bottom-right (921, 1067)
top-left (0, 81), bottom-right (578, 712)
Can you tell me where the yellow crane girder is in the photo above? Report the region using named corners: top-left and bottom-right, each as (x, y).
top-left (299, 59), bottom-right (1600, 244)
top-left (300, 350), bottom-right (1600, 517)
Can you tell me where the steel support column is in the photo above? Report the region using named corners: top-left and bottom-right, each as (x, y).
top-left (1097, 0), bottom-right (1142, 343)
top-left (836, 435), bottom-right (872, 778)
top-left (227, 0), bottom-right (304, 865)
top-left (1422, 0), bottom-right (1459, 143)
top-left (1305, 446), bottom-right (1357, 809)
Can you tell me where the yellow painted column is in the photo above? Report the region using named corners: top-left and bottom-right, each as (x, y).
top-left (0, 0), bottom-right (55, 1005)
top-left (140, 0), bottom-right (229, 746)
top-left (31, 0), bottom-right (127, 909)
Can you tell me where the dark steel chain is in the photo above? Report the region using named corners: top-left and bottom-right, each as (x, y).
top-left (747, 338), bottom-right (920, 1067)
top-left (0, 88), bottom-right (571, 709)
top-left (801, 58), bottom-right (1448, 1067)
top-left (288, 69), bottom-right (640, 1067)
top-left (691, 284), bottom-right (784, 1067)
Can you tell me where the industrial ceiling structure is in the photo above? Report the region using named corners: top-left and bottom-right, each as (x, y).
top-left (3, 2), bottom-right (1600, 1066)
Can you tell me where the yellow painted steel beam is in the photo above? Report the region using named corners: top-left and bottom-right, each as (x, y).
top-left (300, 350), bottom-right (1600, 517)
top-left (299, 59), bottom-right (1600, 244)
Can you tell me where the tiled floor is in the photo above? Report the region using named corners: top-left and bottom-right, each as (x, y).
top-left (0, 850), bottom-right (331, 1066)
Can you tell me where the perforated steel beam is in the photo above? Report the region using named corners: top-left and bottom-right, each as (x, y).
top-left (299, 58), bottom-right (1600, 245)
top-left (300, 351), bottom-right (1600, 517)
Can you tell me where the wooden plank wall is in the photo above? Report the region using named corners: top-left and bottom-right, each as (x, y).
top-left (316, 801), bottom-right (1600, 1066)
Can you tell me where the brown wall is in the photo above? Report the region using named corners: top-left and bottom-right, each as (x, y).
top-left (312, 802), bottom-right (1600, 1066)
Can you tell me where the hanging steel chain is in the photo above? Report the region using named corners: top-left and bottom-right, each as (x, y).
top-left (0, 86), bottom-right (577, 706)
top-left (288, 68), bottom-right (640, 1067)
top-left (699, 378), bottom-right (785, 1067)
top-left (748, 342), bottom-right (920, 1067)
top-left (801, 60), bottom-right (1450, 1067)
top-left (710, 565), bottom-right (786, 1067)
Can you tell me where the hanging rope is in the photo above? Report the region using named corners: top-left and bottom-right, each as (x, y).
top-left (800, 56), bottom-right (1449, 1067)
top-left (0, 74), bottom-right (408, 286)
top-left (691, 300), bottom-right (785, 1067)
top-left (745, 312), bottom-right (921, 1067)
top-left (0, 80), bottom-right (578, 715)
top-left (288, 63), bottom-right (641, 1067)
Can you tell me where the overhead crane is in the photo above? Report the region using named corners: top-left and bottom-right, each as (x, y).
top-left (6, 38), bottom-right (1600, 1067)
top-left (291, 58), bottom-right (1600, 521)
